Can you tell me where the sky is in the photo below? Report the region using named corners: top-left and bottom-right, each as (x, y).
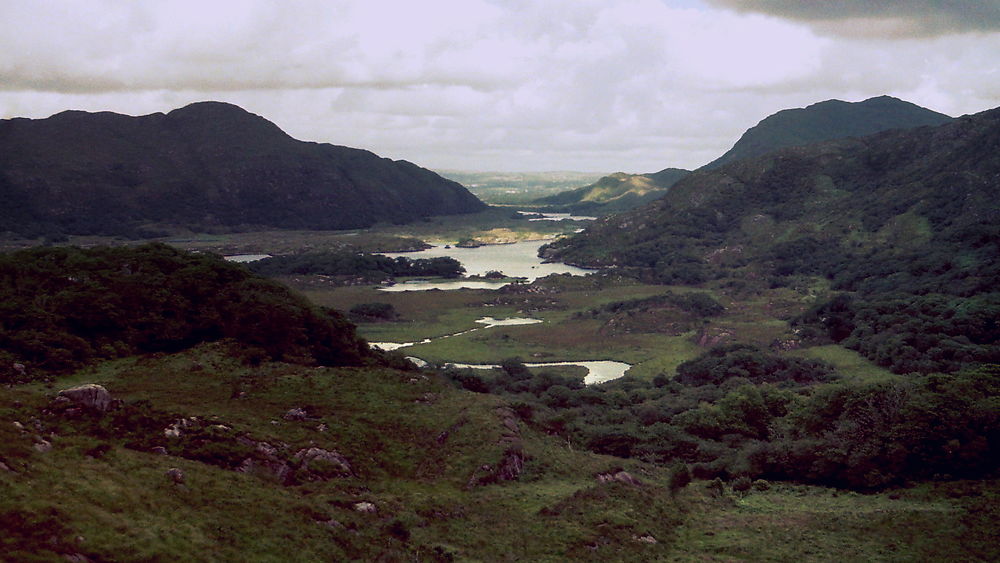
top-left (2, 0), bottom-right (999, 173)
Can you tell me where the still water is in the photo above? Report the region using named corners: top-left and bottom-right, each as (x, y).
top-left (379, 240), bottom-right (592, 291)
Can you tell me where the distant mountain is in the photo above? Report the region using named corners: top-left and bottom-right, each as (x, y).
top-left (531, 168), bottom-right (690, 213)
top-left (701, 96), bottom-right (953, 170)
top-left (543, 105), bottom-right (999, 293)
top-left (436, 170), bottom-right (607, 204)
top-left (0, 102), bottom-right (486, 238)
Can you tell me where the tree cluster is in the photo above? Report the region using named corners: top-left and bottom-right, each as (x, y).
top-left (248, 251), bottom-right (464, 281)
top-left (444, 349), bottom-right (999, 490)
top-left (0, 244), bottom-right (374, 381)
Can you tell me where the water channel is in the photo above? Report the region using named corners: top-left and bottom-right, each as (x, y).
top-left (370, 316), bottom-right (631, 385)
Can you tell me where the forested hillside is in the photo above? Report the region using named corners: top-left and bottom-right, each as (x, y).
top-left (0, 244), bottom-right (378, 381)
top-left (543, 106), bottom-right (1000, 375)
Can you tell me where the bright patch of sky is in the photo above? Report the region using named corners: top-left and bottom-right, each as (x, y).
top-left (1, 0), bottom-right (997, 172)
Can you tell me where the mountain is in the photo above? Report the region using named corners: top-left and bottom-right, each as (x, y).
top-left (701, 95), bottom-right (953, 170)
top-left (532, 168), bottom-right (690, 213)
top-left (542, 107), bottom-right (1000, 373)
top-left (543, 106), bottom-right (998, 281)
top-left (0, 102), bottom-right (486, 238)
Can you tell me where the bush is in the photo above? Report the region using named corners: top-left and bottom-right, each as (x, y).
top-left (669, 463), bottom-right (692, 493)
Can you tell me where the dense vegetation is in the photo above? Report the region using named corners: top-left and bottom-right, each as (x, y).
top-left (0, 244), bottom-right (376, 381)
top-left (248, 250), bottom-right (464, 282)
top-left (446, 351), bottom-right (999, 490)
top-left (544, 106), bottom-right (1000, 377)
top-left (0, 101), bottom-right (485, 238)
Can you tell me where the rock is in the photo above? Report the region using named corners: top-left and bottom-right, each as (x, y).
top-left (596, 470), bottom-right (643, 487)
top-left (353, 501), bottom-right (377, 513)
top-left (237, 458), bottom-right (293, 485)
top-left (293, 447), bottom-right (353, 478)
top-left (634, 534), bottom-right (658, 544)
top-left (150, 446), bottom-right (168, 455)
top-left (57, 384), bottom-right (113, 413)
top-left (12, 421), bottom-right (24, 431)
top-left (0, 461), bottom-right (12, 472)
top-left (283, 408), bottom-right (308, 421)
top-left (33, 439), bottom-right (52, 453)
top-left (166, 467), bottom-right (185, 484)
top-left (502, 417), bottom-right (519, 434)
top-left (316, 423), bottom-right (328, 433)
top-left (466, 445), bottom-right (526, 487)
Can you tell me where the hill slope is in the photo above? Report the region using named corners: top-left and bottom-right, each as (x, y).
top-left (0, 102), bottom-right (485, 238)
top-left (544, 106), bottom-right (998, 284)
top-left (532, 168), bottom-right (690, 213)
top-left (542, 107), bottom-right (1000, 374)
top-left (701, 95), bottom-right (953, 170)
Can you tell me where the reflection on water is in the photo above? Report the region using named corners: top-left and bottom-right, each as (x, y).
top-left (378, 240), bottom-right (592, 291)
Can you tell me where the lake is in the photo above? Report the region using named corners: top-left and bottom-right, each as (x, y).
top-left (378, 240), bottom-right (592, 291)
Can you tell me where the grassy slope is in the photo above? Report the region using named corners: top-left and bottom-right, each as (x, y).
top-left (2, 344), bottom-right (995, 561)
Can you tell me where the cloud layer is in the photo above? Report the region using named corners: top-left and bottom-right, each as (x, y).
top-left (1, 0), bottom-right (998, 172)
top-left (708, 1), bottom-right (1000, 37)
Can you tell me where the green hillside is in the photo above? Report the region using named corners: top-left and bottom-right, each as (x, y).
top-left (0, 244), bottom-right (997, 560)
top-left (543, 107), bottom-right (1000, 375)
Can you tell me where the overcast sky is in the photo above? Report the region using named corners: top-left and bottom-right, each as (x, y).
top-left (2, 0), bottom-right (999, 172)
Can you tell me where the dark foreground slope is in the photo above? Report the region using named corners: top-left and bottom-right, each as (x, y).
top-left (0, 102), bottom-right (485, 238)
top-left (701, 95), bottom-right (953, 170)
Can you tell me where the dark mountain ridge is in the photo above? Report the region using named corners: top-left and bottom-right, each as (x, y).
top-left (701, 95), bottom-right (953, 170)
top-left (0, 102), bottom-right (486, 238)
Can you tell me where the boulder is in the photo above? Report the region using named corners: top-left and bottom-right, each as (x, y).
top-left (237, 458), bottom-right (293, 485)
top-left (596, 470), bottom-right (643, 487)
top-left (57, 384), bottom-right (113, 413)
top-left (283, 408), bottom-right (308, 421)
top-left (293, 447), bottom-right (353, 478)
top-left (353, 501), bottom-right (377, 513)
top-left (166, 467), bottom-right (185, 484)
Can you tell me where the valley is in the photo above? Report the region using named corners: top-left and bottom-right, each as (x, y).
top-left (1, 95), bottom-right (997, 561)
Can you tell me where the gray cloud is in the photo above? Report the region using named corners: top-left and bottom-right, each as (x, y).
top-left (0, 0), bottom-right (998, 172)
top-left (707, 0), bottom-right (1000, 37)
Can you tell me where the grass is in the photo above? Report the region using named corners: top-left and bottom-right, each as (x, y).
top-left (3, 344), bottom-right (996, 561)
top-left (788, 344), bottom-right (896, 382)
